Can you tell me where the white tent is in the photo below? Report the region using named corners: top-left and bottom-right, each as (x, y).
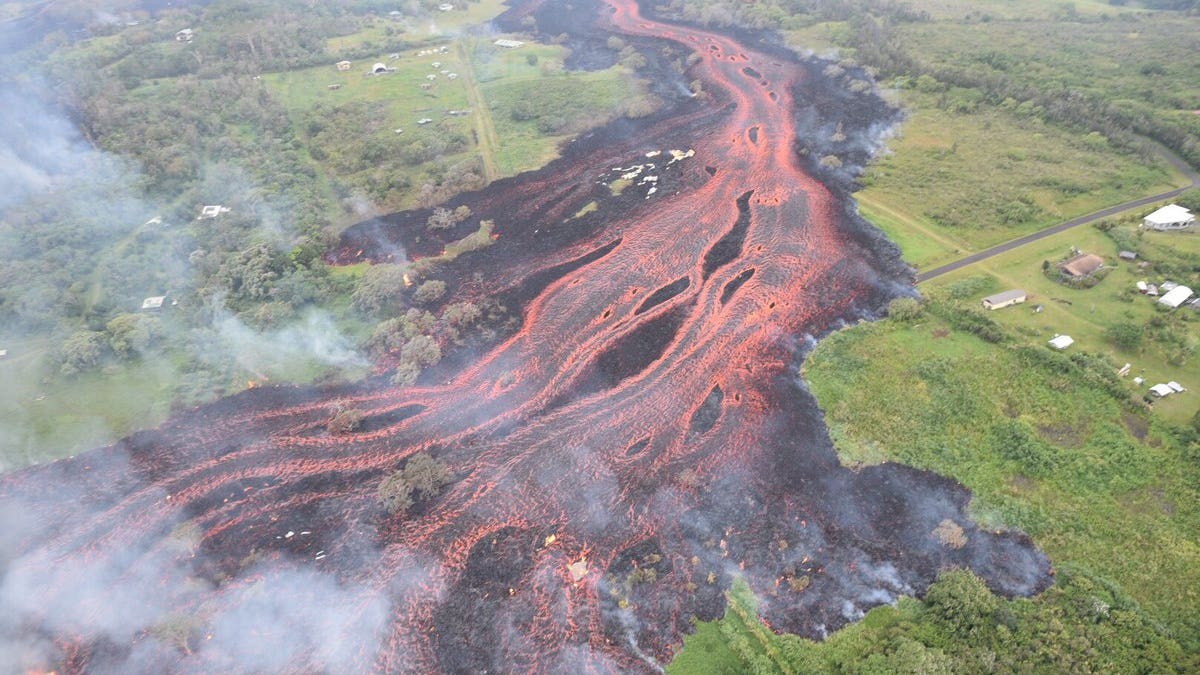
top-left (1159, 285), bottom-right (1193, 309)
top-left (1143, 204), bottom-right (1194, 231)
top-left (1150, 384), bottom-right (1174, 398)
top-left (1048, 335), bottom-right (1074, 350)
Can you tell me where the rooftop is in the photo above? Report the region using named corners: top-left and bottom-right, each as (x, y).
top-left (1145, 203), bottom-right (1193, 224)
top-left (1062, 253), bottom-right (1104, 277)
top-left (1048, 334), bottom-right (1074, 350)
top-left (982, 289), bottom-right (1026, 304)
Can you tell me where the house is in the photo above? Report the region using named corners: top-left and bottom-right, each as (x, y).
top-left (372, 63), bottom-right (390, 74)
top-left (1142, 203), bottom-right (1194, 231)
top-left (981, 289), bottom-right (1027, 310)
top-left (1168, 381), bottom-right (1186, 393)
top-left (432, 61), bottom-right (442, 68)
top-left (1048, 334), bottom-right (1074, 350)
top-left (0, 349), bottom-right (8, 359)
top-left (327, 84), bottom-right (341, 90)
top-left (416, 118), bottom-right (433, 125)
top-left (141, 296), bottom-right (167, 311)
top-left (175, 28), bottom-right (194, 42)
top-left (1162, 281), bottom-right (1179, 292)
top-left (447, 73), bottom-right (458, 80)
top-left (438, 3), bottom-right (454, 10)
top-left (336, 60), bottom-right (352, 71)
top-left (1061, 252), bottom-right (1105, 278)
top-left (1147, 284), bottom-right (1160, 296)
top-left (1136, 281), bottom-right (1148, 293)
top-left (495, 39), bottom-right (525, 48)
top-left (426, 74), bottom-right (437, 80)
top-left (1118, 363), bottom-right (1132, 377)
top-left (1158, 285), bottom-right (1193, 309)
top-left (1119, 250), bottom-right (1137, 261)
top-left (1150, 383), bottom-right (1174, 398)
top-left (198, 205), bottom-right (230, 220)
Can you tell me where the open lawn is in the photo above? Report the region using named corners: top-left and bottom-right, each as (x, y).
top-left (0, 320), bottom-right (372, 470)
top-left (0, 341), bottom-right (177, 469)
top-left (856, 90), bottom-right (1186, 270)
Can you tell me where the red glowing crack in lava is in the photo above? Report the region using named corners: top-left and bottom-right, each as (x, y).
top-left (0, 0), bottom-right (1049, 672)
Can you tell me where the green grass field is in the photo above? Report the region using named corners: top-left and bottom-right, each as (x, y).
top-left (803, 305), bottom-right (1200, 650)
top-left (0, 341), bottom-right (178, 469)
top-left (855, 90), bottom-right (1186, 270)
top-left (326, 0), bottom-right (511, 54)
top-left (266, 32), bottom-right (643, 208)
top-left (922, 221), bottom-right (1200, 425)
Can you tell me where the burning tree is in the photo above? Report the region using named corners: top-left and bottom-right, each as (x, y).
top-left (378, 452), bottom-right (453, 515)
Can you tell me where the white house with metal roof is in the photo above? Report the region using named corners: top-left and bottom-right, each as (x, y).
top-left (981, 289), bottom-right (1027, 310)
top-left (1142, 204), bottom-right (1194, 231)
top-left (1158, 285), bottom-right (1193, 309)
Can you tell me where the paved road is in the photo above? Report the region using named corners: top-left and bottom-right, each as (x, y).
top-left (916, 144), bottom-right (1200, 284)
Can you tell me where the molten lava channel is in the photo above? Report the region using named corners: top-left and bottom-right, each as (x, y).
top-left (0, 0), bottom-right (1050, 672)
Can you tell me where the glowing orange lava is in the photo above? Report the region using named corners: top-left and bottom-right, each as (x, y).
top-left (0, 0), bottom-right (1048, 672)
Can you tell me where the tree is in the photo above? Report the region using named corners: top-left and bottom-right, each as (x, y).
top-left (377, 452), bottom-right (451, 515)
top-left (1104, 322), bottom-right (1143, 351)
top-left (442, 301), bottom-right (482, 329)
top-left (923, 570), bottom-right (1001, 639)
top-left (392, 361), bottom-right (420, 386)
top-left (412, 279), bottom-right (447, 305)
top-left (403, 452), bottom-right (452, 500)
top-left (426, 207), bottom-right (456, 230)
top-left (213, 243), bottom-right (283, 304)
top-left (887, 297), bottom-right (923, 322)
top-left (377, 470), bottom-right (414, 515)
top-left (106, 313), bottom-right (163, 358)
top-left (327, 408), bottom-right (365, 434)
top-left (400, 334), bottom-right (441, 368)
top-left (60, 330), bottom-right (106, 376)
top-left (352, 264), bottom-right (409, 316)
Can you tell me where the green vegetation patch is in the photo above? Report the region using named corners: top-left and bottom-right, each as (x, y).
top-left (803, 303), bottom-right (1200, 648)
top-left (670, 570), bottom-right (1197, 674)
top-left (924, 219), bottom-right (1200, 425)
top-left (857, 90), bottom-right (1182, 269)
top-left (481, 66), bottom-right (651, 176)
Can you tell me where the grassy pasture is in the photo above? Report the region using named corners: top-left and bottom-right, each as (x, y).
top-left (856, 90), bottom-right (1185, 270)
top-left (804, 306), bottom-right (1200, 649)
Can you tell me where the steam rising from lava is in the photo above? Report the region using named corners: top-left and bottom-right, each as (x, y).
top-left (0, 0), bottom-right (1050, 671)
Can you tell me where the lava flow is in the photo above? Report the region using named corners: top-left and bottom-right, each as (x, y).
top-left (0, 0), bottom-right (1050, 672)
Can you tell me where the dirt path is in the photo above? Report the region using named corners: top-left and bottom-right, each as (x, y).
top-left (856, 192), bottom-right (967, 253)
top-left (916, 145), bottom-right (1200, 284)
top-left (457, 41), bottom-right (500, 183)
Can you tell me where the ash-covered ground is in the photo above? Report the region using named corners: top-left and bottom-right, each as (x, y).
top-left (0, 0), bottom-right (1050, 672)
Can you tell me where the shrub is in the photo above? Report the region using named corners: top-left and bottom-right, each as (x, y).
top-left (887, 296), bottom-right (924, 321)
top-left (327, 408), bottom-right (365, 434)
